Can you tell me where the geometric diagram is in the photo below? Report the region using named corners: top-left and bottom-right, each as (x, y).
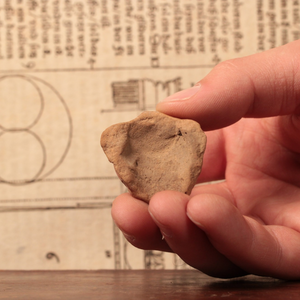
top-left (107, 77), bottom-right (182, 112)
top-left (0, 75), bottom-right (72, 185)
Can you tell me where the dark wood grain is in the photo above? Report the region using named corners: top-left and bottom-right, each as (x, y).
top-left (0, 270), bottom-right (299, 300)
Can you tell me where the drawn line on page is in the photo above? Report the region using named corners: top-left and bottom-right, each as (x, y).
top-left (0, 202), bottom-right (113, 213)
top-left (0, 196), bottom-right (117, 203)
top-left (0, 65), bottom-right (215, 74)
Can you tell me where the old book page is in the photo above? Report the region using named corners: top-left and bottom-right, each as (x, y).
top-left (0, 0), bottom-right (299, 270)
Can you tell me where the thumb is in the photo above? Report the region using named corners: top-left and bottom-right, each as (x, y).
top-left (157, 40), bottom-right (300, 131)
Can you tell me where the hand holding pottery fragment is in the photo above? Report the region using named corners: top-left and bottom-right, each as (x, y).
top-left (108, 41), bottom-right (300, 280)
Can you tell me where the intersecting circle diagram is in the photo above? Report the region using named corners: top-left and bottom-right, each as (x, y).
top-left (0, 75), bottom-right (72, 185)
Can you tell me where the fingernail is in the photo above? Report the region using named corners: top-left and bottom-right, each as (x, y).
top-left (123, 233), bottom-right (136, 243)
top-left (149, 211), bottom-right (173, 238)
top-left (187, 212), bottom-right (205, 229)
top-left (160, 85), bottom-right (201, 102)
top-left (160, 229), bottom-right (173, 238)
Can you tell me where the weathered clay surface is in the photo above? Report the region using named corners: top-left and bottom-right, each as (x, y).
top-left (100, 111), bottom-right (206, 202)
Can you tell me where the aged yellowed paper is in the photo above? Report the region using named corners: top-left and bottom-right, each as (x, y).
top-left (0, 0), bottom-right (299, 269)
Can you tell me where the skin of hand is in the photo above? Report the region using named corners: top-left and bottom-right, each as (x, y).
top-left (111, 39), bottom-right (300, 279)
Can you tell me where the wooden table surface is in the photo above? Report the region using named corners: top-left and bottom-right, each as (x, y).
top-left (0, 270), bottom-right (299, 300)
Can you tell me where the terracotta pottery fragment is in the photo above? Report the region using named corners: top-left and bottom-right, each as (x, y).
top-left (100, 111), bottom-right (206, 202)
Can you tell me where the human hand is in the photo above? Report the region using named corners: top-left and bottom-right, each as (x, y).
top-left (111, 40), bottom-right (300, 279)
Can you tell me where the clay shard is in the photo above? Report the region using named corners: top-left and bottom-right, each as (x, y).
top-left (100, 111), bottom-right (206, 202)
